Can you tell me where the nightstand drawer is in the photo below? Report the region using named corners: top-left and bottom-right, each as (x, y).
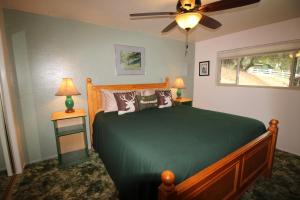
top-left (56, 124), bottom-right (85, 137)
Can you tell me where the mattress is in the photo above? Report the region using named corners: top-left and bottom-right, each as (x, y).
top-left (93, 106), bottom-right (266, 200)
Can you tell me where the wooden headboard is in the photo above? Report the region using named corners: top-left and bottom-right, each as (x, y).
top-left (86, 77), bottom-right (169, 145)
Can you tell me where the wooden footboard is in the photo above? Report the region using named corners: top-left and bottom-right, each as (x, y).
top-left (159, 119), bottom-right (279, 200)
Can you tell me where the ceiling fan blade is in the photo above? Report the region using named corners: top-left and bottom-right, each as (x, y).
top-left (130, 12), bottom-right (177, 17)
top-left (199, 14), bottom-right (222, 29)
top-left (199, 0), bottom-right (260, 12)
top-left (161, 21), bottom-right (177, 33)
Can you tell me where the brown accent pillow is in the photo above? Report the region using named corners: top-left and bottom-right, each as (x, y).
top-left (155, 90), bottom-right (173, 108)
top-left (137, 94), bottom-right (158, 111)
top-left (113, 92), bottom-right (139, 115)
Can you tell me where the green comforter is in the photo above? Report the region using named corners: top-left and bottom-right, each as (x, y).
top-left (93, 106), bottom-right (266, 200)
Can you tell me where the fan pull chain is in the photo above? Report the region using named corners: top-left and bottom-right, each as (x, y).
top-left (185, 30), bottom-right (189, 56)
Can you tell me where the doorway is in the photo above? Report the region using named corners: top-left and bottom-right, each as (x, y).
top-left (0, 86), bottom-right (15, 199)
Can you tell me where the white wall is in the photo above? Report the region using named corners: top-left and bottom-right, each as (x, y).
top-left (193, 17), bottom-right (300, 156)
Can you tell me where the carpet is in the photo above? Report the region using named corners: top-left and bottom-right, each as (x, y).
top-left (0, 170), bottom-right (10, 199)
top-left (11, 149), bottom-right (299, 200)
top-left (12, 153), bottom-right (118, 200)
top-left (241, 150), bottom-right (300, 200)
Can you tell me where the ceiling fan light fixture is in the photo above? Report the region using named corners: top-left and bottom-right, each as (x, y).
top-left (175, 12), bottom-right (202, 30)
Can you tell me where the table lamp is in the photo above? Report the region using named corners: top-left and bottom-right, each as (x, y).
top-left (55, 78), bottom-right (81, 113)
top-left (174, 77), bottom-right (185, 99)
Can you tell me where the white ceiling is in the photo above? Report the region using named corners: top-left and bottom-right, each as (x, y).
top-left (3, 0), bottom-right (300, 42)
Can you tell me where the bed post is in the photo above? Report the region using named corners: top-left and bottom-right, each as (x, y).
top-left (159, 170), bottom-right (177, 200)
top-left (266, 119), bottom-right (279, 177)
top-left (86, 78), bottom-right (94, 146)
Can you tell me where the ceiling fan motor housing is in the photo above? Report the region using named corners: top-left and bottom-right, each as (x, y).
top-left (180, 0), bottom-right (196, 10)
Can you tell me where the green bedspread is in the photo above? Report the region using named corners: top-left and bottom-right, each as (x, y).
top-left (93, 106), bottom-right (266, 200)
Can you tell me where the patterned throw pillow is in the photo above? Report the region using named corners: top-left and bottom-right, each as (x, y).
top-left (101, 89), bottom-right (142, 113)
top-left (113, 92), bottom-right (139, 115)
top-left (137, 94), bottom-right (158, 110)
top-left (155, 90), bottom-right (173, 109)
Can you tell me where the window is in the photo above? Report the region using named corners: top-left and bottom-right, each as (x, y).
top-left (292, 55), bottom-right (300, 87)
top-left (218, 42), bottom-right (300, 88)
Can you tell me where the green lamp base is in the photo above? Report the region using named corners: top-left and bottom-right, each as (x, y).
top-left (65, 96), bottom-right (75, 113)
top-left (176, 88), bottom-right (182, 99)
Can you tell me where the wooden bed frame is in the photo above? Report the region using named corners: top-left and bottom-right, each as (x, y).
top-left (86, 78), bottom-right (279, 200)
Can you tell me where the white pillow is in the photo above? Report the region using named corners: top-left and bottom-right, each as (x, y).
top-left (141, 89), bottom-right (155, 96)
top-left (101, 89), bottom-right (118, 113)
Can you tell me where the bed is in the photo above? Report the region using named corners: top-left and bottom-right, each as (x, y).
top-left (86, 78), bottom-right (279, 200)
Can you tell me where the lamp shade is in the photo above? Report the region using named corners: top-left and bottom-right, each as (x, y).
top-left (55, 78), bottom-right (81, 96)
top-left (175, 12), bottom-right (202, 30)
top-left (174, 78), bottom-right (185, 89)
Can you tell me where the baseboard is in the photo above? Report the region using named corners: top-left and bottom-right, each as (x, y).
top-left (24, 148), bottom-right (93, 167)
top-left (26, 154), bottom-right (58, 166)
top-left (276, 148), bottom-right (300, 157)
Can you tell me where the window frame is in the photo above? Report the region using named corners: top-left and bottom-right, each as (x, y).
top-left (217, 42), bottom-right (300, 90)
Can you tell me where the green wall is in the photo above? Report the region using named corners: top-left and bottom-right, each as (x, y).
top-left (0, 141), bottom-right (5, 170)
top-left (4, 9), bottom-right (195, 163)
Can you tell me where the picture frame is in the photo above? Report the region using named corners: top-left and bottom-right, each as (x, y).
top-left (199, 61), bottom-right (210, 76)
top-left (114, 44), bottom-right (145, 75)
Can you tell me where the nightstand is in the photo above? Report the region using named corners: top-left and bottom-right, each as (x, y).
top-left (174, 97), bottom-right (192, 107)
top-left (51, 109), bottom-right (89, 167)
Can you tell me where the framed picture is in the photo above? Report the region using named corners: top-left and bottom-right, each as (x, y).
top-left (115, 44), bottom-right (145, 75)
top-left (199, 61), bottom-right (210, 76)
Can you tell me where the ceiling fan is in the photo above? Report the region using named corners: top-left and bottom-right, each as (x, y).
top-left (129, 0), bottom-right (260, 33)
